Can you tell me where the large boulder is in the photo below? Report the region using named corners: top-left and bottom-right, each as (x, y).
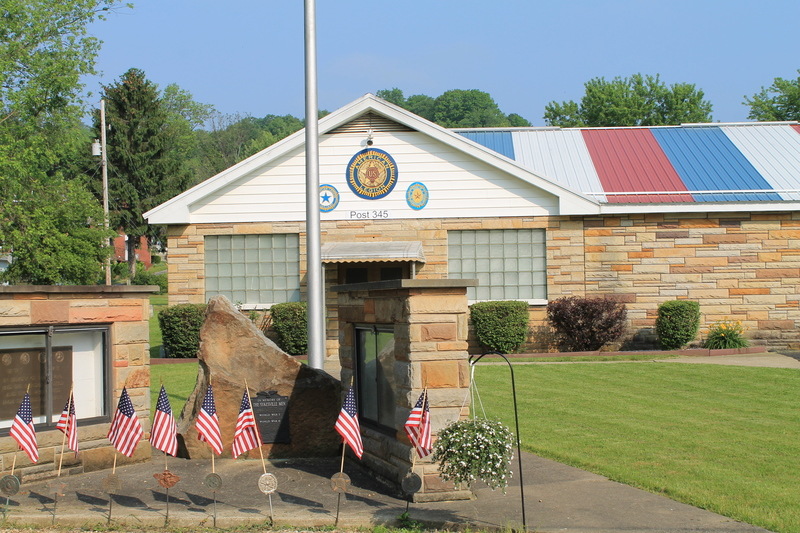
top-left (176, 296), bottom-right (341, 459)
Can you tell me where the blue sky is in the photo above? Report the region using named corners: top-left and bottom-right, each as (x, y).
top-left (86, 0), bottom-right (800, 126)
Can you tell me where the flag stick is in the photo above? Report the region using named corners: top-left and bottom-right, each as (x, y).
top-left (112, 453), bottom-right (117, 474)
top-left (339, 442), bottom-right (346, 473)
top-left (211, 451), bottom-right (215, 474)
top-left (243, 379), bottom-right (267, 474)
top-left (57, 387), bottom-right (74, 477)
top-left (164, 449), bottom-right (168, 470)
top-left (10, 455), bottom-right (16, 477)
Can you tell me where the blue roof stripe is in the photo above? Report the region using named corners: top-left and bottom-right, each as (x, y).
top-left (651, 127), bottom-right (781, 202)
top-left (458, 131), bottom-right (515, 160)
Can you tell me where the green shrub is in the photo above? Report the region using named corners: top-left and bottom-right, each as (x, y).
top-left (151, 255), bottom-right (161, 264)
top-left (271, 302), bottom-right (308, 355)
top-left (656, 300), bottom-right (700, 349)
top-left (469, 301), bottom-right (529, 353)
top-left (546, 296), bottom-right (627, 352)
top-left (131, 268), bottom-right (168, 294)
top-left (158, 304), bottom-right (207, 358)
top-left (704, 320), bottom-right (749, 349)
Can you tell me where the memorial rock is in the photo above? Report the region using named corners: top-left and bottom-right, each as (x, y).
top-left (176, 296), bottom-right (341, 458)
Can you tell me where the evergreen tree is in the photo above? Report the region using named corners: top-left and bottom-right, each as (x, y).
top-left (99, 68), bottom-right (193, 277)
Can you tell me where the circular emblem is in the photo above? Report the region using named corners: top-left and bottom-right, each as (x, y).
top-left (319, 184), bottom-right (340, 212)
top-left (406, 182), bottom-right (429, 210)
top-left (102, 474), bottom-right (122, 494)
top-left (258, 473), bottom-right (278, 494)
top-left (346, 148), bottom-right (398, 200)
top-left (2, 353), bottom-right (10, 366)
top-left (20, 352), bottom-right (30, 365)
top-left (154, 469), bottom-right (181, 489)
top-left (401, 472), bottom-right (422, 495)
top-left (204, 473), bottom-right (223, 490)
top-left (0, 475), bottom-right (20, 496)
top-left (55, 350), bottom-right (64, 363)
top-left (330, 472), bottom-right (351, 493)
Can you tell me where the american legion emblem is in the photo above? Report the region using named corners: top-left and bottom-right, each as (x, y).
top-left (346, 148), bottom-right (398, 200)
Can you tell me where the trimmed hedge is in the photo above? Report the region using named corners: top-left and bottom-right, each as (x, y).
top-left (158, 304), bottom-right (207, 358)
top-left (656, 300), bottom-right (700, 349)
top-left (271, 302), bottom-right (308, 355)
top-left (470, 301), bottom-right (529, 354)
top-left (131, 269), bottom-right (168, 294)
top-left (546, 296), bottom-right (627, 352)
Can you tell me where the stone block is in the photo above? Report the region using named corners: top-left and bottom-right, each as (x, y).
top-left (113, 321), bottom-right (149, 344)
top-left (422, 361), bottom-right (461, 388)
top-left (30, 300), bottom-right (69, 324)
top-left (70, 305), bottom-right (144, 323)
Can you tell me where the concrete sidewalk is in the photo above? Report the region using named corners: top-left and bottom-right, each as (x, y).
top-left (2, 452), bottom-right (769, 532)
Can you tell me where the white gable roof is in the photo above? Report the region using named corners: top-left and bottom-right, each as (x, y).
top-left (144, 94), bottom-right (599, 225)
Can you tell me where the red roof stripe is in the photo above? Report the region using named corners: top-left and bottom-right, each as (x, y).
top-left (792, 124), bottom-right (800, 135)
top-left (582, 129), bottom-right (694, 203)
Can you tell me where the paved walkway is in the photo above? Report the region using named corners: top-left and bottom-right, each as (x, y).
top-left (2, 452), bottom-right (771, 533)
top-left (2, 352), bottom-right (794, 532)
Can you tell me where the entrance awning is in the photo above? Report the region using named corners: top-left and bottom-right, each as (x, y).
top-left (321, 241), bottom-right (425, 264)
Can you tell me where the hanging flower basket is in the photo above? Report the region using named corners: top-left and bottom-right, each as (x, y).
top-left (432, 417), bottom-right (515, 491)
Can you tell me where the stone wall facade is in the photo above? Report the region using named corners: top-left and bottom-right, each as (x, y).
top-left (334, 279), bottom-right (475, 501)
top-left (0, 286), bottom-right (157, 479)
top-left (166, 209), bottom-right (800, 356)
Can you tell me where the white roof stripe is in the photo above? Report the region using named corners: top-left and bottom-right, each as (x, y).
top-left (511, 130), bottom-right (607, 202)
top-left (721, 125), bottom-right (800, 201)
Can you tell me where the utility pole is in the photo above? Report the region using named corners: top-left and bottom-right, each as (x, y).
top-left (93, 99), bottom-right (111, 285)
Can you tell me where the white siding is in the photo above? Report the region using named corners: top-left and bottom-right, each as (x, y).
top-left (188, 131), bottom-right (560, 224)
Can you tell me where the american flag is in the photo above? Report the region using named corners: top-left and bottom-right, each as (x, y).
top-left (56, 392), bottom-right (79, 456)
top-left (150, 385), bottom-right (178, 456)
top-left (107, 387), bottom-right (143, 457)
top-left (196, 384), bottom-right (223, 455)
top-left (232, 390), bottom-right (261, 458)
top-left (10, 393), bottom-right (38, 463)
top-left (335, 387), bottom-right (363, 459)
top-left (404, 390), bottom-right (432, 458)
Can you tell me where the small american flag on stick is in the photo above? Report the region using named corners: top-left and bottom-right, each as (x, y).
top-left (196, 384), bottom-right (223, 455)
top-left (232, 390), bottom-right (262, 458)
top-left (404, 389), bottom-right (432, 458)
top-left (335, 387), bottom-right (363, 459)
top-left (11, 393), bottom-right (38, 463)
top-left (56, 392), bottom-right (78, 456)
top-left (107, 387), bottom-right (143, 457)
top-left (150, 385), bottom-right (178, 456)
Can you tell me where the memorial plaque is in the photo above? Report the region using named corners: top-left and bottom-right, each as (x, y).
top-left (0, 347), bottom-right (72, 421)
top-left (251, 391), bottom-right (290, 444)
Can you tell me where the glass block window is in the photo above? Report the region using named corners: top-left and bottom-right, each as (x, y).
top-left (448, 228), bottom-right (547, 301)
top-left (205, 234), bottom-right (300, 306)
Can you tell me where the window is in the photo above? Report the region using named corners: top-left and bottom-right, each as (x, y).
top-left (354, 325), bottom-right (395, 430)
top-left (448, 228), bottom-right (547, 302)
top-left (205, 234), bottom-right (300, 306)
top-left (0, 326), bottom-right (109, 432)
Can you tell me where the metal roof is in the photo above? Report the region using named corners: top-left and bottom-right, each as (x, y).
top-left (456, 123), bottom-right (800, 204)
top-left (320, 241), bottom-right (425, 263)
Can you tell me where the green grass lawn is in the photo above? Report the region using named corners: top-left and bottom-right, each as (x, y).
top-left (150, 362), bottom-right (199, 417)
top-left (473, 362), bottom-right (800, 533)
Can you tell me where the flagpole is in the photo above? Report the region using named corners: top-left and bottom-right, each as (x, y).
top-left (243, 379), bottom-right (267, 474)
top-left (112, 452), bottom-right (117, 474)
top-left (211, 449), bottom-right (216, 474)
top-left (339, 443), bottom-right (346, 473)
top-left (10, 455), bottom-right (16, 477)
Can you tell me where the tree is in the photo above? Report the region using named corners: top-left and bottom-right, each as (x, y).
top-left (433, 89), bottom-right (511, 127)
top-left (544, 74), bottom-right (713, 127)
top-left (99, 68), bottom-right (193, 277)
top-left (745, 69), bottom-right (800, 121)
top-left (376, 88), bottom-right (529, 127)
top-left (0, 0), bottom-right (122, 284)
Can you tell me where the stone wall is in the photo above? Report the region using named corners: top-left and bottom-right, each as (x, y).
top-left (335, 279), bottom-right (475, 501)
top-left (0, 286), bottom-right (157, 479)
top-left (167, 210), bottom-right (800, 355)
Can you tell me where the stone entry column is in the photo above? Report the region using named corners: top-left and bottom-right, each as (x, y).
top-left (334, 279), bottom-right (477, 501)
